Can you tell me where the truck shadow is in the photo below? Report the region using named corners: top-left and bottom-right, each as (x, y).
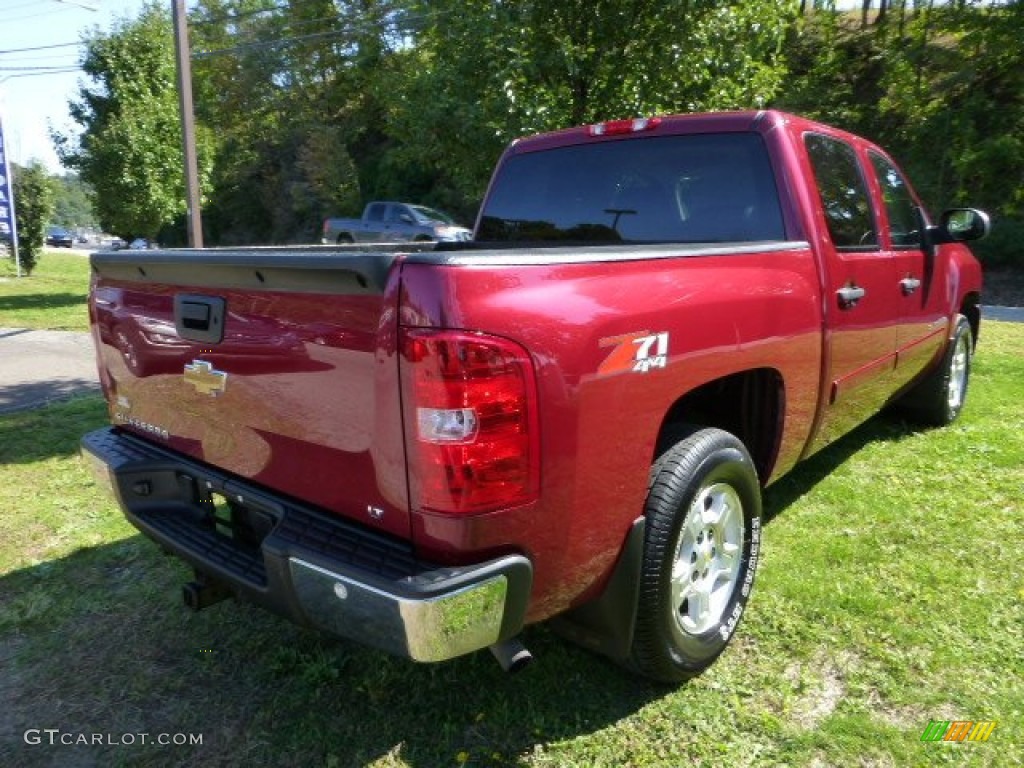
top-left (0, 535), bottom-right (661, 767)
top-left (1, 406), bottom-right (929, 767)
top-left (0, 381), bottom-right (101, 419)
top-left (0, 393), bottom-right (103, 460)
top-left (762, 412), bottom-right (925, 522)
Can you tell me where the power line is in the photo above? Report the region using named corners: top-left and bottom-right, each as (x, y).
top-left (0, 8), bottom-right (83, 23)
top-left (0, 54), bottom-right (80, 64)
top-left (0, 0), bottom-right (99, 21)
top-left (193, 8), bottom-right (442, 59)
top-left (0, 48), bottom-right (80, 62)
top-left (191, 3), bottom-right (281, 27)
top-left (0, 41), bottom-right (83, 54)
top-left (0, 0), bottom-right (46, 13)
top-left (0, 67), bottom-right (81, 80)
top-left (194, 27), bottom-right (356, 58)
top-left (0, 65), bottom-right (82, 72)
top-left (190, 0), bottom-right (397, 28)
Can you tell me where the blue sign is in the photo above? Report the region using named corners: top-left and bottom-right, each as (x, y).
top-left (0, 111), bottom-right (17, 247)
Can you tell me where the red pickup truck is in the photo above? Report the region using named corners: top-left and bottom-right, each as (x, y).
top-left (82, 111), bottom-right (987, 683)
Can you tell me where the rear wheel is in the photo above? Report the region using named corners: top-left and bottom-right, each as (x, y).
top-left (336, 233), bottom-right (354, 244)
top-left (630, 427), bottom-right (761, 683)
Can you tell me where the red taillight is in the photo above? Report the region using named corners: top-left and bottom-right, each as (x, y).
top-left (400, 329), bottom-right (539, 515)
top-left (588, 116), bottom-right (662, 137)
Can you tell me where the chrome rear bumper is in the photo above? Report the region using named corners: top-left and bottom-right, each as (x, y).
top-left (82, 427), bottom-right (532, 662)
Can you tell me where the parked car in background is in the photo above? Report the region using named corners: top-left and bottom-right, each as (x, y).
top-left (129, 238), bottom-right (153, 250)
top-left (45, 227), bottom-right (74, 248)
top-left (322, 202), bottom-right (472, 244)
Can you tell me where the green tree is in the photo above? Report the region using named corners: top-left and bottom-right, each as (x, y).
top-left (189, 0), bottom-right (383, 243)
top-left (12, 161), bottom-right (55, 276)
top-left (190, 0), bottom-right (797, 241)
top-left (52, 174), bottom-right (97, 230)
top-left (388, 0), bottom-right (798, 211)
top-left (54, 2), bottom-right (211, 240)
top-left (781, 1), bottom-right (1024, 266)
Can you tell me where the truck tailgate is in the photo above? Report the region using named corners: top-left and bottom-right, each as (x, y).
top-left (88, 249), bottom-right (410, 539)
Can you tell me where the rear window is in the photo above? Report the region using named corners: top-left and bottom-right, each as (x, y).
top-left (477, 133), bottom-right (785, 244)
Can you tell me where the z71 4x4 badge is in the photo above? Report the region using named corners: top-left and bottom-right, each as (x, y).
top-left (598, 331), bottom-right (670, 376)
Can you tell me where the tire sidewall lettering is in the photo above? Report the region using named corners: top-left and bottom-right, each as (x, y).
top-left (663, 450), bottom-right (760, 662)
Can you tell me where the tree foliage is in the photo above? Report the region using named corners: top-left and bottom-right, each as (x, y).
top-left (387, 0), bottom-right (796, 215)
top-left (54, 2), bottom-right (212, 240)
top-left (53, 0), bottom-right (1024, 265)
top-left (12, 161), bottom-right (55, 276)
top-left (52, 174), bottom-right (96, 230)
top-left (780, 0), bottom-right (1024, 266)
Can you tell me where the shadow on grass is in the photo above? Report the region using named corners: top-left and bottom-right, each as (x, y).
top-left (0, 396), bottom-right (950, 765)
top-left (0, 292), bottom-right (88, 313)
top-left (763, 412), bottom-right (925, 521)
top-left (0, 394), bottom-right (105, 463)
top-left (0, 381), bottom-right (101, 419)
top-left (1, 534), bottom-right (663, 767)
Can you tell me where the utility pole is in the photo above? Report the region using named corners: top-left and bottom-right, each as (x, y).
top-left (172, 0), bottom-right (203, 248)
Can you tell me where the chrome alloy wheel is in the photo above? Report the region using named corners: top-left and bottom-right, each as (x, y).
top-left (947, 332), bottom-right (969, 411)
top-left (669, 482), bottom-right (745, 636)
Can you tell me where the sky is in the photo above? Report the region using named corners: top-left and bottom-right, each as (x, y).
top-left (0, 0), bottom-right (153, 173)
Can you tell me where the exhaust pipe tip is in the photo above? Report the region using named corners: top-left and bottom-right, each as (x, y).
top-left (489, 637), bottom-right (533, 673)
top-left (182, 574), bottom-right (231, 612)
top-left (182, 581), bottom-right (202, 611)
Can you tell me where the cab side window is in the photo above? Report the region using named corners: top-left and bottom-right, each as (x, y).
top-left (366, 203), bottom-right (386, 222)
top-left (804, 133), bottom-right (878, 251)
top-left (869, 152), bottom-right (921, 248)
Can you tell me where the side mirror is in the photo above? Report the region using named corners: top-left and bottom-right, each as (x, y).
top-left (399, 213), bottom-right (415, 225)
top-left (934, 208), bottom-right (991, 243)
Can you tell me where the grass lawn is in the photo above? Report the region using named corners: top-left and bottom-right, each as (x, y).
top-left (0, 250), bottom-right (92, 331)
top-left (1, 323), bottom-right (1021, 767)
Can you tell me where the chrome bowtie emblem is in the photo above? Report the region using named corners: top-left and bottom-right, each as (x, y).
top-left (184, 360), bottom-right (227, 396)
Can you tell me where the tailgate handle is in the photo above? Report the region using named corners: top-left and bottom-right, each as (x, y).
top-left (174, 294), bottom-right (225, 343)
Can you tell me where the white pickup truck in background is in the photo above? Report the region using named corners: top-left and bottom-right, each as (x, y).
top-left (321, 201), bottom-right (472, 244)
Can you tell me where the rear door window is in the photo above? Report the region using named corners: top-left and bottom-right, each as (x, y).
top-left (478, 133), bottom-right (785, 244)
top-left (804, 133), bottom-right (878, 251)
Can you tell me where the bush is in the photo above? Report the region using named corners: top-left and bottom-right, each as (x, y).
top-left (971, 216), bottom-right (1024, 270)
top-left (12, 161), bottom-right (55, 276)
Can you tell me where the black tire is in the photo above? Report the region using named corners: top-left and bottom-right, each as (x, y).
top-left (898, 314), bottom-right (973, 426)
top-left (336, 233), bottom-right (354, 244)
top-left (630, 427), bottom-right (762, 683)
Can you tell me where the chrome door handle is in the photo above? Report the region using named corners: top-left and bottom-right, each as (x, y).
top-left (837, 285), bottom-right (866, 308)
top-left (900, 277), bottom-right (922, 295)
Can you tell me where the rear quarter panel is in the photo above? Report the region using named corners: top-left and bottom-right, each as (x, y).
top-left (400, 246), bottom-right (823, 620)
